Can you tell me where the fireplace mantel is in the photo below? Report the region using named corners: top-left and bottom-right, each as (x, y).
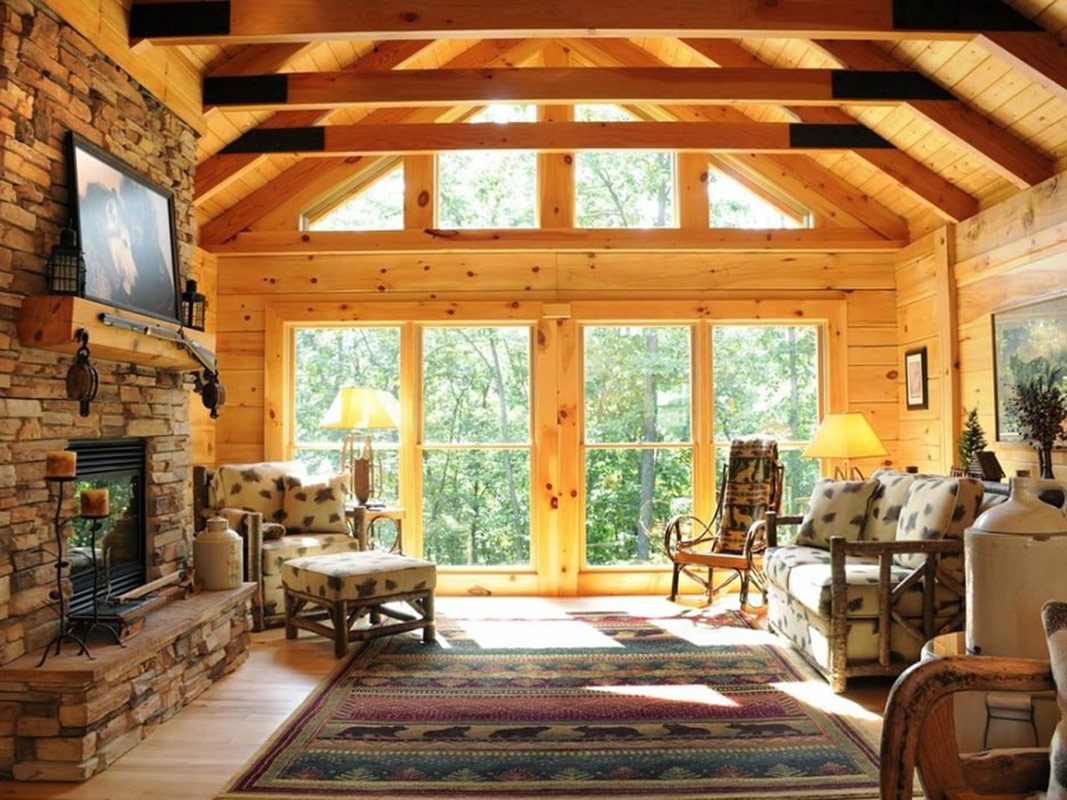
top-left (17, 295), bottom-right (215, 371)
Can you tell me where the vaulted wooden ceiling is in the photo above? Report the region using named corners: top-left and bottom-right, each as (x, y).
top-left (126, 0), bottom-right (1067, 245)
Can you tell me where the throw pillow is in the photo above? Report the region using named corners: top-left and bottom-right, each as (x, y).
top-left (865, 470), bottom-right (916, 542)
top-left (210, 461), bottom-right (307, 525)
top-left (894, 476), bottom-right (983, 569)
top-left (796, 478), bottom-right (878, 549)
top-left (282, 474), bottom-right (349, 533)
top-left (1042, 600), bottom-right (1067, 800)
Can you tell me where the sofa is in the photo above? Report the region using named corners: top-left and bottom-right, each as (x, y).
top-left (760, 469), bottom-right (1002, 692)
top-left (192, 461), bottom-right (362, 630)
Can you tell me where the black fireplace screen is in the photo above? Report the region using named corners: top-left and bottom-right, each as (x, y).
top-left (68, 439), bottom-right (147, 614)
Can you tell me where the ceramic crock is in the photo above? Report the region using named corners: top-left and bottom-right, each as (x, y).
top-left (965, 477), bottom-right (1067, 659)
top-left (194, 516), bottom-right (244, 591)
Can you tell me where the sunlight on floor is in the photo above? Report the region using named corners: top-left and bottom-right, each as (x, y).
top-left (772, 679), bottom-right (882, 723)
top-left (588, 683), bottom-right (739, 707)
top-left (457, 618), bottom-right (624, 649)
top-left (650, 614), bottom-right (781, 648)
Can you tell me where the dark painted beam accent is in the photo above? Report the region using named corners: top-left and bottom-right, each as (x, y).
top-left (831, 70), bottom-right (954, 101)
top-left (788, 124), bottom-right (894, 150)
top-left (220, 127), bottom-right (325, 155)
top-left (204, 75), bottom-right (288, 107)
top-left (129, 1), bottom-right (231, 38)
top-left (891, 0), bottom-right (1041, 32)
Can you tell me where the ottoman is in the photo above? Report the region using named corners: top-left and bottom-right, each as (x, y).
top-left (281, 551), bottom-right (436, 657)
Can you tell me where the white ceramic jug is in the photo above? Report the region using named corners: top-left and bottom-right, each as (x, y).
top-left (966, 476), bottom-right (1067, 659)
top-left (194, 516), bottom-right (244, 591)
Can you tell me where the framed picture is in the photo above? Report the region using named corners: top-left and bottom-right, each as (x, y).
top-left (992, 291), bottom-right (1067, 441)
top-left (905, 347), bottom-right (928, 410)
top-left (68, 133), bottom-right (181, 323)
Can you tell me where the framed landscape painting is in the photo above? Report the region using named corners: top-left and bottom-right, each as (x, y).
top-left (68, 133), bottom-right (181, 323)
top-left (992, 291), bottom-right (1067, 441)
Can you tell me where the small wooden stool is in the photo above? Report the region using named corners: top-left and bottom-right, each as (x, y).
top-left (281, 551), bottom-right (436, 658)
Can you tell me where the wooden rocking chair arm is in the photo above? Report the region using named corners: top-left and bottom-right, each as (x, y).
top-left (880, 655), bottom-right (1054, 800)
top-left (663, 514), bottom-right (718, 559)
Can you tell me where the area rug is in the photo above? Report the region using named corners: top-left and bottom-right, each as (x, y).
top-left (217, 610), bottom-right (880, 799)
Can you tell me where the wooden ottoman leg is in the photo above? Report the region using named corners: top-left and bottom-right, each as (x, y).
top-left (284, 591), bottom-right (298, 640)
top-left (422, 591), bottom-right (436, 644)
top-left (332, 599), bottom-right (349, 658)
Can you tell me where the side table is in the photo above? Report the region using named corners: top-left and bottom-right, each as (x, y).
top-left (346, 503), bottom-right (404, 553)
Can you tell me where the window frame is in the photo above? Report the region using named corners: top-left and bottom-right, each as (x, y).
top-left (417, 323), bottom-right (537, 569)
top-left (579, 322), bottom-right (696, 568)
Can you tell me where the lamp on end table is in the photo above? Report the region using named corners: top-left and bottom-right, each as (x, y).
top-left (320, 386), bottom-right (400, 505)
top-left (803, 412), bottom-right (888, 480)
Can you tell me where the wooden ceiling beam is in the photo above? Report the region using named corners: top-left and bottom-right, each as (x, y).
top-left (812, 39), bottom-right (1053, 188)
top-left (207, 42), bottom-right (318, 77)
top-left (203, 228), bottom-right (904, 256)
top-left (129, 0), bottom-right (1042, 45)
top-left (199, 40), bottom-right (548, 245)
top-left (203, 66), bottom-right (953, 111)
top-left (218, 121), bottom-right (895, 157)
top-left (977, 31), bottom-right (1067, 106)
top-left (564, 37), bottom-right (909, 239)
top-left (195, 39), bottom-right (436, 205)
top-left (682, 39), bottom-right (979, 222)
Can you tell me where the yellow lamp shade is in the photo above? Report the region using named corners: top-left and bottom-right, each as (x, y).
top-left (320, 386), bottom-right (400, 430)
top-left (803, 413), bottom-right (888, 460)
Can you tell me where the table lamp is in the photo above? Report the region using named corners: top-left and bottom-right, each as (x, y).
top-left (803, 412), bottom-right (888, 480)
top-left (320, 386), bottom-right (400, 504)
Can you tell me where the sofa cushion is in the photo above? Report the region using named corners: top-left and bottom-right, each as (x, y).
top-left (866, 470), bottom-right (916, 542)
top-left (764, 545), bottom-right (961, 620)
top-left (261, 533), bottom-right (361, 576)
top-left (796, 478), bottom-right (878, 549)
top-left (894, 476), bottom-right (983, 569)
top-left (768, 583), bottom-right (955, 670)
top-left (282, 474), bottom-right (348, 533)
top-left (210, 461), bottom-right (307, 524)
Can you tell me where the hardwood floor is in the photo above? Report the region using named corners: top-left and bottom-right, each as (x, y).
top-left (0, 596), bottom-right (892, 800)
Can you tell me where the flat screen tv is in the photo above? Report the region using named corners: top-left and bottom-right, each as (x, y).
top-left (68, 133), bottom-right (181, 323)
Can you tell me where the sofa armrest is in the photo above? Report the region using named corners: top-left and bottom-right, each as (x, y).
top-left (839, 539), bottom-right (964, 558)
top-left (764, 511), bottom-right (804, 548)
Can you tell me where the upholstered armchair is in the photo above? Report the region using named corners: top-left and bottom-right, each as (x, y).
top-left (193, 461), bottom-right (361, 630)
top-left (663, 437), bottom-right (783, 607)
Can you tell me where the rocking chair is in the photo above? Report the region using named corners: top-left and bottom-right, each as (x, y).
top-left (663, 437), bottom-right (783, 607)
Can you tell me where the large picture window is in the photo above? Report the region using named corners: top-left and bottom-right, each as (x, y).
top-left (292, 326), bottom-right (401, 501)
top-left (421, 326), bottom-right (532, 566)
top-left (583, 325), bottom-right (693, 566)
top-left (712, 325), bottom-right (821, 515)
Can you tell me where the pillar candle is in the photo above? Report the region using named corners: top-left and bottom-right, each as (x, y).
top-left (80, 488), bottom-right (109, 518)
top-left (45, 451), bottom-right (76, 479)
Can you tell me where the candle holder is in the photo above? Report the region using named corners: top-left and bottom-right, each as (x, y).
top-left (38, 477), bottom-right (93, 667)
top-left (72, 516), bottom-right (125, 649)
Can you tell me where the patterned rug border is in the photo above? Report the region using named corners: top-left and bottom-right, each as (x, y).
top-left (215, 610), bottom-right (882, 800)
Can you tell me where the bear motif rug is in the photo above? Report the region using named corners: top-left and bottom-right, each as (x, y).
top-left (217, 610), bottom-right (880, 799)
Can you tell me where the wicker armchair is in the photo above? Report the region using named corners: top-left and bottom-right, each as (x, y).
top-left (663, 437), bottom-right (783, 607)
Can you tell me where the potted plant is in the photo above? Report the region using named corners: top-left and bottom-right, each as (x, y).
top-left (1008, 363), bottom-right (1067, 479)
top-left (957, 407), bottom-right (988, 473)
